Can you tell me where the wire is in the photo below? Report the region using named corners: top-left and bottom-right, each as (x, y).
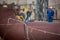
top-left (28, 26), bottom-right (60, 36)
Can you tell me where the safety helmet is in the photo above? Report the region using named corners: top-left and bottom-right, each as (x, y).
top-left (48, 6), bottom-right (53, 9)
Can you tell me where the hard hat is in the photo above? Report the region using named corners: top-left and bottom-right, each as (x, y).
top-left (3, 5), bottom-right (8, 8)
top-left (23, 7), bottom-right (29, 13)
top-left (48, 6), bottom-right (53, 9)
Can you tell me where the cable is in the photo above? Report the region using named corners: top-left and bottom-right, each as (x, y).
top-left (28, 26), bottom-right (60, 36)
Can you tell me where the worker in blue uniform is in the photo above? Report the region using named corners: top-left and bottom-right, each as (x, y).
top-left (25, 10), bottom-right (32, 23)
top-left (47, 6), bottom-right (54, 22)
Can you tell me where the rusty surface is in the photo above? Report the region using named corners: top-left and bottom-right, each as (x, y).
top-left (27, 22), bottom-right (60, 40)
top-left (0, 8), bottom-right (25, 40)
top-left (0, 8), bottom-right (60, 40)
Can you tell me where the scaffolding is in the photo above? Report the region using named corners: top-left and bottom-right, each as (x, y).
top-left (36, 0), bottom-right (48, 21)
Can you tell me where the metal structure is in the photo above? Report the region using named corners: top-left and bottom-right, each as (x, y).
top-left (36, 0), bottom-right (48, 21)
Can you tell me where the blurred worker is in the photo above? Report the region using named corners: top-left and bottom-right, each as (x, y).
top-left (16, 9), bottom-right (25, 21)
top-left (19, 9), bottom-right (25, 21)
top-left (25, 10), bottom-right (32, 22)
top-left (13, 3), bottom-right (20, 15)
top-left (47, 6), bottom-right (54, 22)
top-left (3, 1), bottom-right (8, 8)
top-left (24, 7), bottom-right (29, 13)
